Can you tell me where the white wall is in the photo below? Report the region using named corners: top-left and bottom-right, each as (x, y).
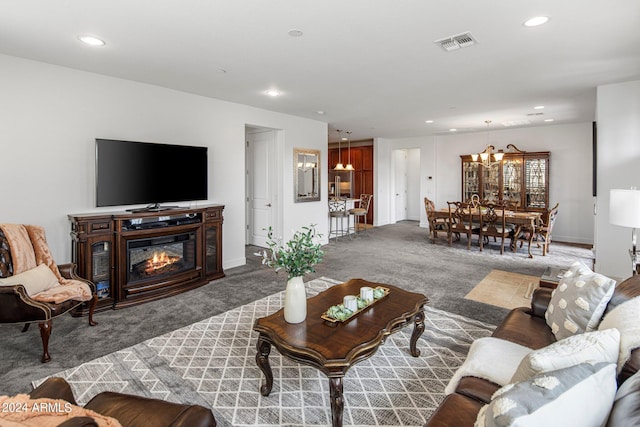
top-left (376, 123), bottom-right (594, 244)
top-left (0, 54), bottom-right (328, 268)
top-left (595, 80), bottom-right (640, 280)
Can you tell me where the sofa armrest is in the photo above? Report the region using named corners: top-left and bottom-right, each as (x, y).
top-left (85, 391), bottom-right (216, 427)
top-left (29, 377), bottom-right (78, 405)
top-left (530, 287), bottom-right (553, 318)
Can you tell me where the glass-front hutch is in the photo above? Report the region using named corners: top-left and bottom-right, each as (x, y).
top-left (461, 146), bottom-right (550, 211)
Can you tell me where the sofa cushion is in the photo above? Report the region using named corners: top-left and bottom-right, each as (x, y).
top-left (491, 308), bottom-right (556, 350)
top-left (599, 295), bottom-right (640, 372)
top-left (544, 266), bottom-right (616, 340)
top-left (0, 263), bottom-right (59, 296)
top-left (476, 362), bottom-right (617, 427)
top-left (608, 369), bottom-right (640, 427)
top-left (510, 328), bottom-right (620, 383)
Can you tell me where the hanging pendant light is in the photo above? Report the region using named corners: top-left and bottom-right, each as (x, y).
top-left (334, 129), bottom-right (345, 170)
top-left (344, 131), bottom-right (355, 171)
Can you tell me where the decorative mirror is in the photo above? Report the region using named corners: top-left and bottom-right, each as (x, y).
top-left (294, 148), bottom-right (320, 202)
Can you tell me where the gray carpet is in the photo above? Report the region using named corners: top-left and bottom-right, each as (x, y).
top-left (0, 221), bottom-right (593, 396)
top-left (33, 278), bottom-right (496, 426)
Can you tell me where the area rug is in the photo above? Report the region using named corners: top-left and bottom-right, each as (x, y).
top-left (34, 277), bottom-right (495, 427)
top-left (464, 270), bottom-right (540, 310)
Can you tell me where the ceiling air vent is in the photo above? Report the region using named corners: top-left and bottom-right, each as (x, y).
top-left (434, 31), bottom-right (477, 52)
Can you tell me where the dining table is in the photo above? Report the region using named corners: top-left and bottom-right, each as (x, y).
top-left (433, 208), bottom-right (542, 258)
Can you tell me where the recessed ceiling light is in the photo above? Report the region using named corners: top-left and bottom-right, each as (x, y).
top-left (449, 128), bottom-right (457, 132)
top-left (533, 105), bottom-right (545, 109)
top-left (524, 16), bottom-right (550, 27)
top-left (288, 29), bottom-right (304, 37)
top-left (544, 118), bottom-right (555, 122)
top-left (78, 35), bottom-right (105, 46)
top-left (425, 120), bottom-right (434, 124)
top-left (315, 110), bottom-right (325, 115)
top-left (264, 89), bottom-right (281, 97)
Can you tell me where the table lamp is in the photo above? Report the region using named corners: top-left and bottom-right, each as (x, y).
top-left (610, 188), bottom-right (640, 276)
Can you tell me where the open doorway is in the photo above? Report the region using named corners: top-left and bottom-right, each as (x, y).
top-left (392, 148), bottom-right (421, 222)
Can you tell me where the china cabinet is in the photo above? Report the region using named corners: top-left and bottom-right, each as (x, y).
top-left (461, 146), bottom-right (549, 211)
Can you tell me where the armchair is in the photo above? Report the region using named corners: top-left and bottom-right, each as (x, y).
top-left (0, 224), bottom-right (97, 362)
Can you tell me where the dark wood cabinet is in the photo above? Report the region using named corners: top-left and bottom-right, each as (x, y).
top-left (461, 149), bottom-right (550, 211)
top-left (328, 145), bottom-right (374, 224)
top-left (69, 205), bottom-right (224, 313)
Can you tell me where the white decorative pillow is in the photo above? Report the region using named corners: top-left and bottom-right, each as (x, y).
top-left (562, 260), bottom-right (593, 278)
top-left (544, 268), bottom-right (616, 340)
top-left (476, 363), bottom-right (617, 427)
top-left (0, 264), bottom-right (59, 296)
top-left (598, 295), bottom-right (640, 372)
top-left (510, 328), bottom-right (620, 383)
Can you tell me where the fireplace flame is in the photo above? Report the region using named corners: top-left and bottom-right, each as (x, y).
top-left (146, 251), bottom-right (179, 272)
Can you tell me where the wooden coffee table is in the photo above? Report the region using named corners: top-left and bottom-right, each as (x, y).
top-left (253, 278), bottom-right (429, 427)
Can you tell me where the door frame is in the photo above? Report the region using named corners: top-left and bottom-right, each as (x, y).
top-left (245, 125), bottom-right (283, 247)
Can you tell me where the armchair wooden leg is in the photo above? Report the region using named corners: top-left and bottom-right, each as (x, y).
top-left (22, 323), bottom-right (30, 333)
top-left (39, 319), bottom-right (52, 363)
top-left (88, 294), bottom-right (98, 326)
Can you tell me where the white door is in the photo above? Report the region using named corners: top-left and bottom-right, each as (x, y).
top-left (246, 129), bottom-right (275, 247)
top-left (394, 149), bottom-right (409, 221)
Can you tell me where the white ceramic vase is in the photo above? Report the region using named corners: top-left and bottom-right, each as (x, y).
top-left (284, 276), bottom-right (307, 323)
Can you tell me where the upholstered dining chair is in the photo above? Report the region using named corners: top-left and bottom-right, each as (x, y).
top-left (424, 197), bottom-right (448, 243)
top-left (0, 224), bottom-right (97, 362)
top-left (328, 198), bottom-right (350, 242)
top-left (348, 194), bottom-right (373, 236)
top-left (447, 201), bottom-right (474, 249)
top-left (478, 202), bottom-right (516, 254)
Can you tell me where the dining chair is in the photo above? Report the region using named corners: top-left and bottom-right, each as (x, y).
top-left (516, 202), bottom-right (559, 256)
top-left (447, 201), bottom-right (474, 249)
top-left (478, 202), bottom-right (516, 254)
top-left (424, 197), bottom-right (448, 243)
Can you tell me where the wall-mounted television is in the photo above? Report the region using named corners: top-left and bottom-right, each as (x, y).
top-left (96, 138), bottom-right (208, 210)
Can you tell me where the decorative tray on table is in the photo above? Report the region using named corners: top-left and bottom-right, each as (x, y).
top-left (321, 286), bottom-right (390, 326)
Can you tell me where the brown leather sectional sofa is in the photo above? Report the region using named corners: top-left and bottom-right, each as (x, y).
top-left (426, 273), bottom-right (640, 427)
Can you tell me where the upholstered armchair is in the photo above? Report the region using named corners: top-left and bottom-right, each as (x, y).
top-left (0, 224), bottom-right (97, 363)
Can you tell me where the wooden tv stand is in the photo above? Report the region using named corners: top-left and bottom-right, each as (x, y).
top-left (69, 205), bottom-right (224, 313)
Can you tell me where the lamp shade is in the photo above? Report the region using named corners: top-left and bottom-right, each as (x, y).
top-left (610, 189), bottom-right (640, 228)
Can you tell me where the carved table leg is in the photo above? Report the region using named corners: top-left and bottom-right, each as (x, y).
top-left (255, 335), bottom-right (273, 396)
top-left (329, 376), bottom-right (344, 427)
top-left (409, 308), bottom-right (425, 357)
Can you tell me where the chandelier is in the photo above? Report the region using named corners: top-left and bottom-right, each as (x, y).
top-left (470, 120), bottom-right (504, 167)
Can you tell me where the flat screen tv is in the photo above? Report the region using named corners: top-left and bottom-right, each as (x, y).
top-left (96, 138), bottom-right (208, 210)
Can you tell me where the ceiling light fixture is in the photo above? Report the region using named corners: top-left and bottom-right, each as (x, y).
top-left (544, 118), bottom-right (555, 122)
top-left (334, 129), bottom-right (345, 170)
top-left (265, 89), bottom-right (281, 97)
top-left (344, 131), bottom-right (354, 171)
top-left (524, 16), bottom-right (550, 27)
top-left (534, 105), bottom-right (545, 109)
top-left (470, 120), bottom-right (504, 167)
top-left (449, 128), bottom-right (457, 132)
top-left (78, 35), bottom-right (105, 46)
top-left (425, 120), bottom-right (434, 124)
top-left (288, 29), bottom-right (304, 37)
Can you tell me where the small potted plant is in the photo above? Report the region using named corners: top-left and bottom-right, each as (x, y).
top-left (256, 224), bottom-right (324, 323)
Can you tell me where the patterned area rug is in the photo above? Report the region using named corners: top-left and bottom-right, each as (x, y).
top-left (34, 278), bottom-right (494, 426)
top-left (464, 270), bottom-right (540, 310)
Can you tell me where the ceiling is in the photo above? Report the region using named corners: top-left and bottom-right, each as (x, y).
top-left (1, 0), bottom-right (639, 141)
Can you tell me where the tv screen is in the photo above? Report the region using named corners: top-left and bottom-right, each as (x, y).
top-left (96, 138), bottom-right (208, 209)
